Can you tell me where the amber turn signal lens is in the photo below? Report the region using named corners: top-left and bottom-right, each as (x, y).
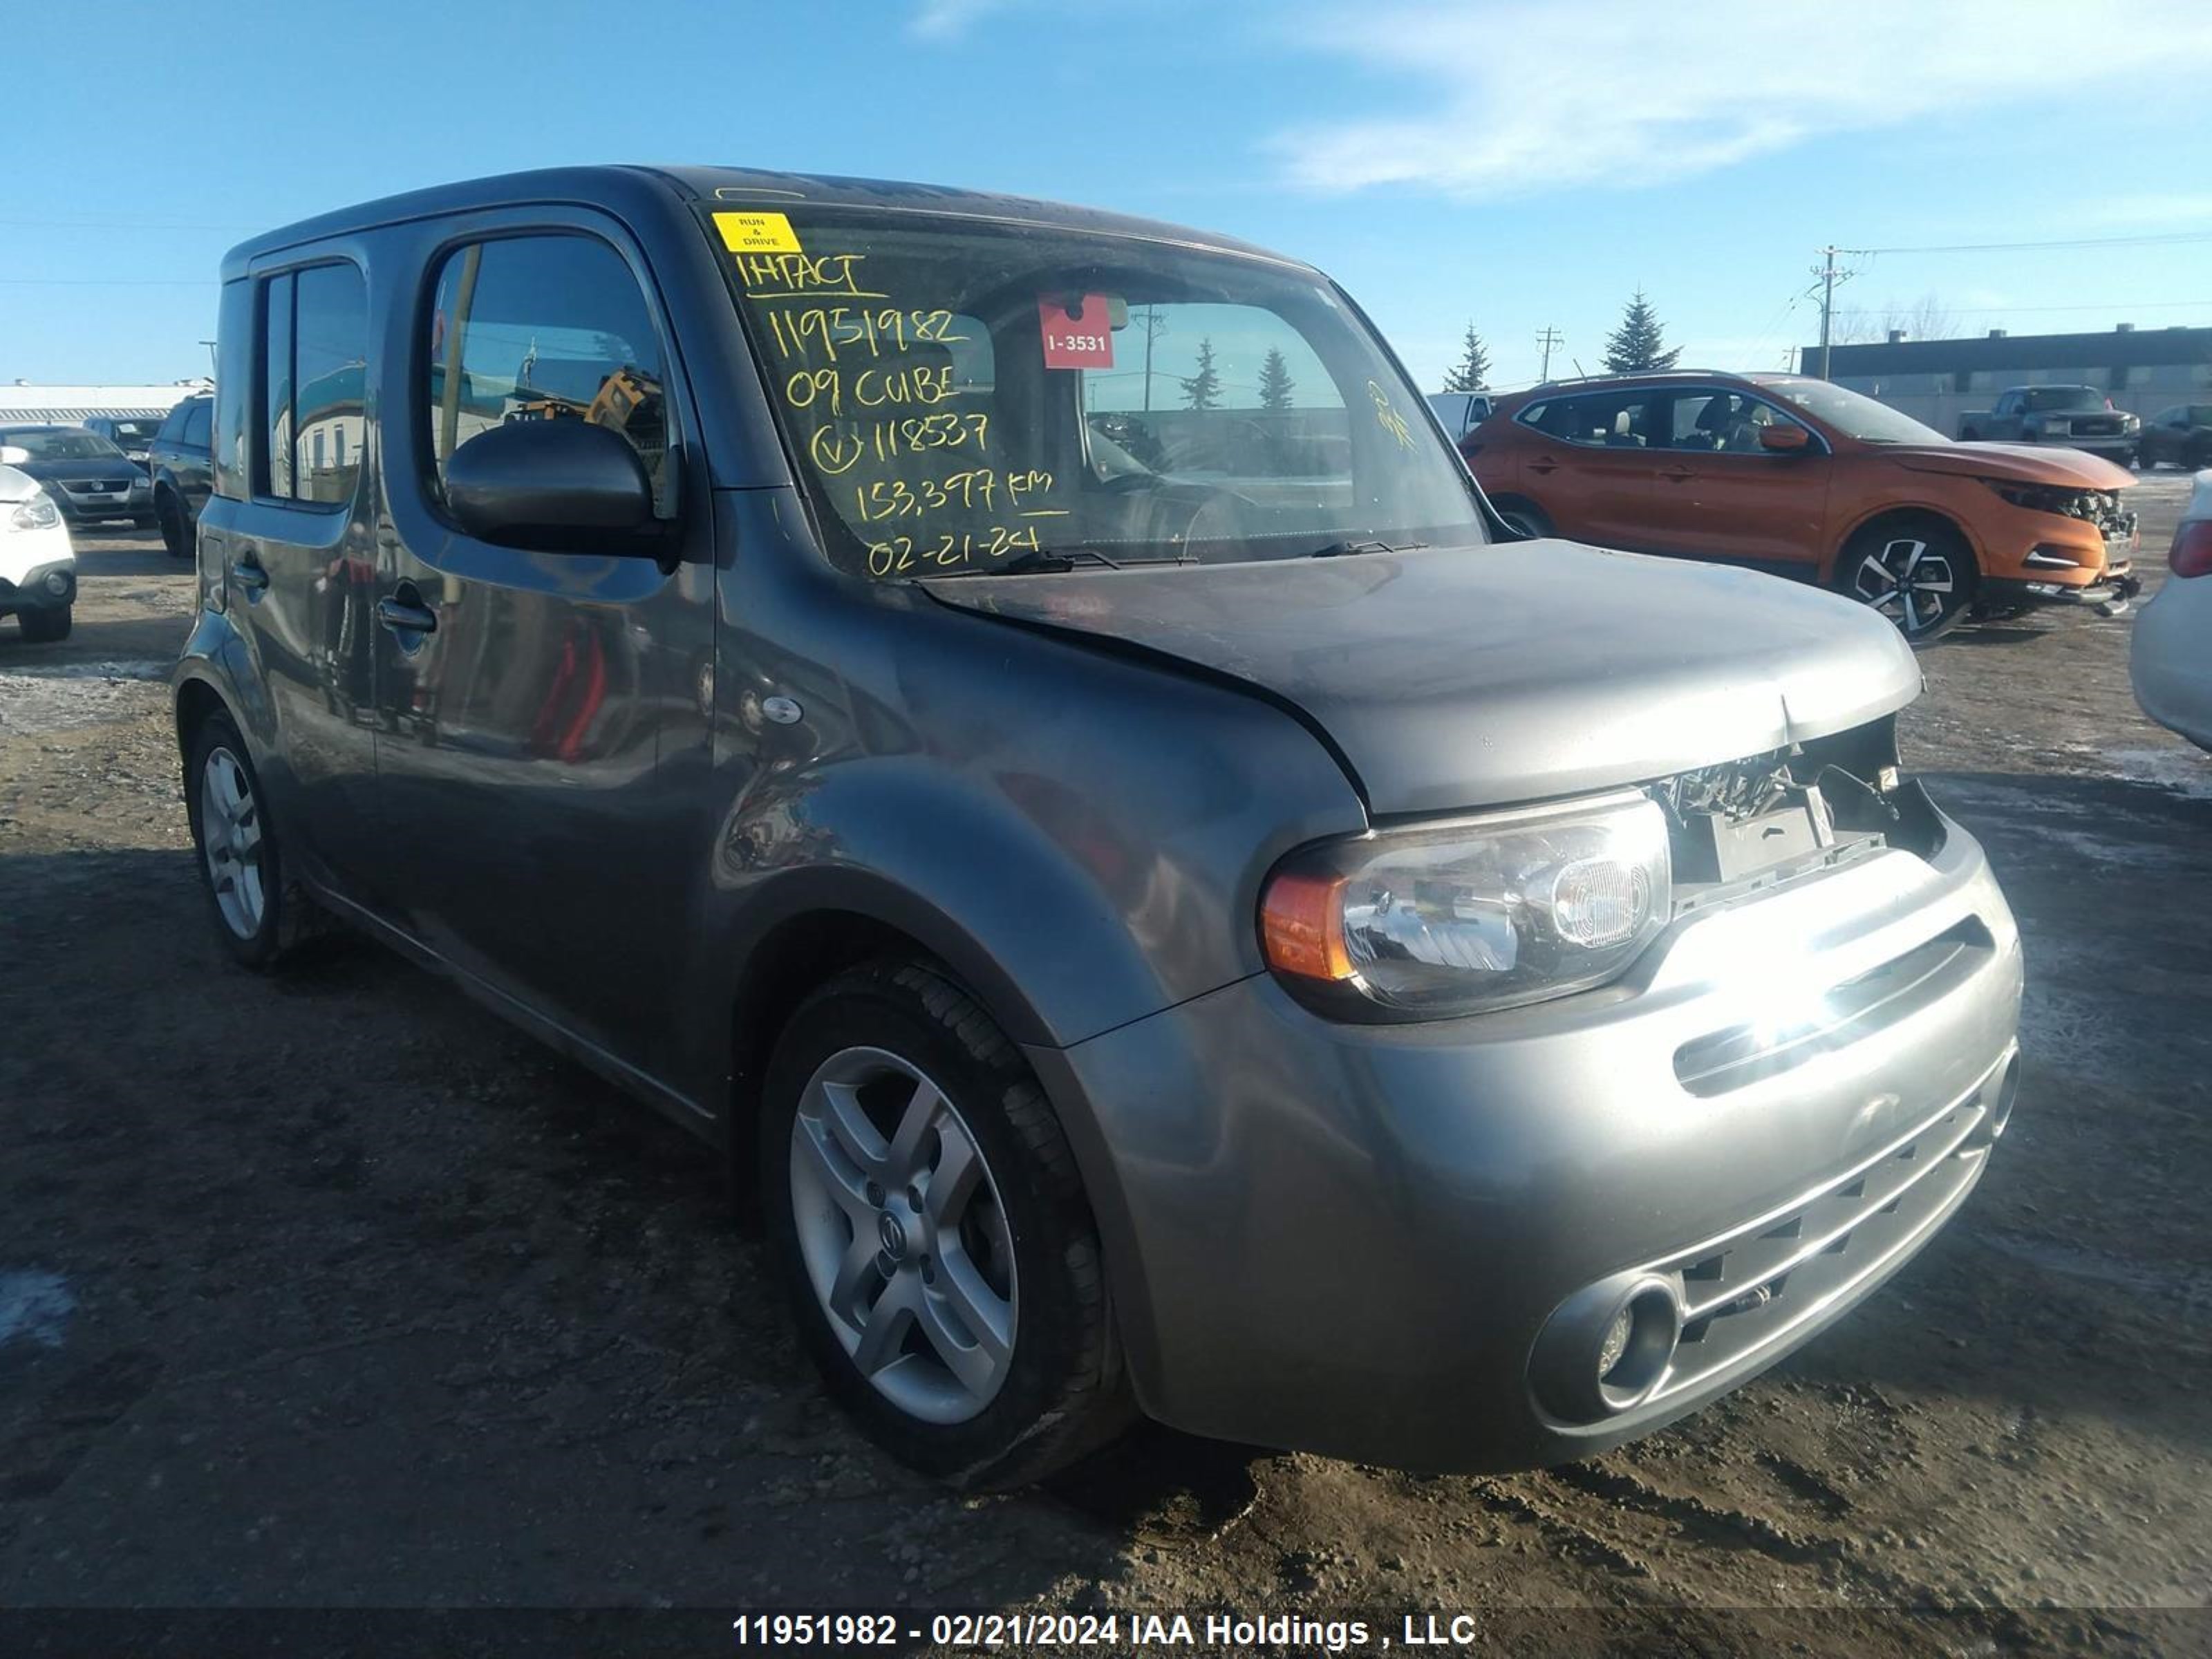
top-left (1260, 871), bottom-right (1354, 982)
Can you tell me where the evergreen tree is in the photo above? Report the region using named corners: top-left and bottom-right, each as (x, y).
top-left (1441, 324), bottom-right (1491, 392)
top-left (1602, 290), bottom-right (1680, 374)
top-left (1257, 346), bottom-right (1295, 411)
top-left (1180, 337), bottom-right (1222, 411)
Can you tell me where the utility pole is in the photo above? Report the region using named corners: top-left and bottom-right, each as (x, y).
top-left (1816, 245), bottom-right (1839, 381)
top-left (1535, 326), bottom-right (1564, 382)
top-left (1139, 306), bottom-right (1169, 412)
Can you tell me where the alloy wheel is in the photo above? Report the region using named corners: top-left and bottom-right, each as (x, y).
top-left (199, 747), bottom-right (267, 939)
top-left (1848, 536), bottom-right (1961, 637)
top-left (787, 1046), bottom-right (1018, 1424)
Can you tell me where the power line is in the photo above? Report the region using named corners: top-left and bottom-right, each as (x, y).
top-left (0, 217), bottom-right (259, 232)
top-left (0, 277), bottom-right (217, 287)
top-left (1834, 297), bottom-right (2212, 318)
top-left (1845, 230), bottom-right (2212, 256)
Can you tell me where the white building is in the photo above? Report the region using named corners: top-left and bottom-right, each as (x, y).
top-left (0, 382), bottom-right (209, 424)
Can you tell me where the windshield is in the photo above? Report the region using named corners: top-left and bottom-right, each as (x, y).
top-left (2023, 386), bottom-right (2103, 411)
top-left (1749, 376), bottom-right (1947, 445)
top-left (0, 428), bottom-right (124, 460)
top-left (711, 209), bottom-right (1485, 578)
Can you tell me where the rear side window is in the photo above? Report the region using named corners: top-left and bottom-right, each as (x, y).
top-left (421, 234), bottom-right (673, 515)
top-left (1526, 390), bottom-right (1664, 447)
top-left (182, 398), bottom-right (212, 447)
top-left (256, 262), bottom-right (368, 505)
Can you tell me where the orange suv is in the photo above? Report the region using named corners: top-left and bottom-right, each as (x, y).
top-left (1465, 371), bottom-right (2141, 639)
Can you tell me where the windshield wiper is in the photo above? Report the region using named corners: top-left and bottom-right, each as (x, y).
top-left (990, 545), bottom-right (1123, 577)
top-left (1305, 539), bottom-right (1430, 559)
top-left (930, 546), bottom-right (1206, 579)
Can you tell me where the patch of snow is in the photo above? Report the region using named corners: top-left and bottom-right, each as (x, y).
top-left (2101, 745), bottom-right (2212, 800)
top-left (0, 1271), bottom-right (75, 1349)
top-left (1, 658), bottom-right (168, 681)
top-left (0, 668), bottom-right (167, 736)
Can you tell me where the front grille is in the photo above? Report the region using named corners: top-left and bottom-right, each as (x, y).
top-left (2069, 491), bottom-right (2136, 538)
top-left (1673, 918), bottom-right (1994, 1096)
top-left (1641, 1048), bottom-right (2012, 1403)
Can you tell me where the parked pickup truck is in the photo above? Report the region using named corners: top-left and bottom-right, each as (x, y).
top-left (1958, 386), bottom-right (2139, 463)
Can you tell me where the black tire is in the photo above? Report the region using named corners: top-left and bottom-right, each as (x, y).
top-left (759, 959), bottom-right (1132, 1490)
top-left (182, 710), bottom-right (323, 970)
top-left (1831, 519), bottom-right (1977, 644)
top-left (156, 490), bottom-right (188, 559)
top-left (1489, 496), bottom-right (1553, 540)
top-left (17, 606), bottom-right (71, 643)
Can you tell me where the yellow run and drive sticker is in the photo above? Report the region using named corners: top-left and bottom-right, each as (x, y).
top-left (713, 211), bottom-right (802, 254)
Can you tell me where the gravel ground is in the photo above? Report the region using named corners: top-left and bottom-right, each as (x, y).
top-left (1, 485), bottom-right (2208, 1654)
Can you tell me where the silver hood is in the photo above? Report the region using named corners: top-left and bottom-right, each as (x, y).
top-left (924, 541), bottom-right (1921, 816)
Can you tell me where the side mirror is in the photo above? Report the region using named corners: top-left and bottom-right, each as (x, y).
top-left (0, 445), bottom-right (28, 467)
top-left (1759, 424), bottom-right (1812, 453)
top-left (445, 418), bottom-right (659, 554)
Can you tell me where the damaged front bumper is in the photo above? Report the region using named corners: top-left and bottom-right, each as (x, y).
top-left (1983, 566), bottom-right (2144, 619)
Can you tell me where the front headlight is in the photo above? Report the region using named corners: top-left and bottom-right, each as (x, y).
top-left (1259, 791), bottom-right (1672, 1020)
top-left (9, 493), bottom-right (60, 531)
top-left (1983, 478), bottom-right (2103, 518)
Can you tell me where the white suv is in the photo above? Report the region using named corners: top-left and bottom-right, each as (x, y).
top-left (0, 449), bottom-right (77, 642)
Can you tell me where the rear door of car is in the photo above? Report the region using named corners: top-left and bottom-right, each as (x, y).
top-left (216, 251), bottom-right (384, 881)
top-left (366, 209), bottom-right (715, 1075)
top-left (1639, 386), bottom-right (1832, 570)
top-left (1513, 388), bottom-right (1663, 545)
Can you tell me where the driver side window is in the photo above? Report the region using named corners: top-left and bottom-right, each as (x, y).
top-left (1666, 391), bottom-right (1787, 453)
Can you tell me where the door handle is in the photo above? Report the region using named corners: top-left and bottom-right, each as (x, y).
top-left (1528, 455), bottom-right (1559, 474)
top-left (1658, 467), bottom-right (1696, 482)
top-left (377, 588), bottom-right (438, 635)
top-left (230, 552), bottom-right (270, 593)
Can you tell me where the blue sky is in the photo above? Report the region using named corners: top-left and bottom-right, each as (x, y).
top-left (8, 0), bottom-right (2212, 391)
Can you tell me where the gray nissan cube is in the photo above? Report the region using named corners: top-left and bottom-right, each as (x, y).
top-left (174, 167), bottom-right (2023, 1488)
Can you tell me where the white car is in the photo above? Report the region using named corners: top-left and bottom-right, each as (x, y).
top-left (2131, 469), bottom-right (2212, 750)
top-left (0, 449), bottom-right (77, 642)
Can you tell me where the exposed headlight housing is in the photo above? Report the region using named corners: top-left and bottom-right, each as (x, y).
top-left (1259, 791), bottom-right (1672, 1020)
top-left (1983, 478), bottom-right (2111, 518)
top-left (9, 492), bottom-right (60, 532)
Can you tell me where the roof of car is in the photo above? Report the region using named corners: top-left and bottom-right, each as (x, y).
top-left (223, 165), bottom-right (1303, 279)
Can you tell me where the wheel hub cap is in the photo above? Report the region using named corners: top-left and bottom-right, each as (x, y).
top-left (1851, 537), bottom-right (1958, 635)
top-left (788, 1047), bottom-right (1018, 1424)
top-left (198, 747), bottom-right (267, 939)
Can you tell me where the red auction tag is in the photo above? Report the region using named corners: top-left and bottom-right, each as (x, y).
top-left (1038, 294), bottom-right (1116, 370)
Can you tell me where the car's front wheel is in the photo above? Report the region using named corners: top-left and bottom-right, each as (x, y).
top-left (760, 960), bottom-right (1132, 1489)
top-left (1488, 496), bottom-right (1553, 540)
top-left (17, 606), bottom-right (71, 643)
top-left (1833, 521), bottom-right (1976, 642)
top-left (184, 711), bottom-right (320, 968)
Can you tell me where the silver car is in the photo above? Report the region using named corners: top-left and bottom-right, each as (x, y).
top-left (2132, 470), bottom-right (2212, 750)
top-left (173, 167), bottom-right (2023, 1488)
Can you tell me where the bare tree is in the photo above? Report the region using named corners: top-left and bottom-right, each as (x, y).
top-left (1833, 292), bottom-right (1960, 344)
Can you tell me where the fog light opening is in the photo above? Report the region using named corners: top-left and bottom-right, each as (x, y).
top-left (1990, 1051), bottom-right (2021, 1140)
top-left (1595, 1288), bottom-right (1680, 1412)
top-left (1530, 1275), bottom-right (1684, 1425)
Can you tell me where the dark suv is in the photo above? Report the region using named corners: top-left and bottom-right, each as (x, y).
top-left (173, 167), bottom-right (2022, 1488)
top-left (147, 392), bottom-right (214, 558)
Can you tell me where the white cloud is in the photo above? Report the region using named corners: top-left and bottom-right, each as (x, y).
top-left (909, 0), bottom-right (1018, 39)
top-left (2083, 191), bottom-right (2212, 229)
top-left (1275, 0), bottom-right (2212, 198)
